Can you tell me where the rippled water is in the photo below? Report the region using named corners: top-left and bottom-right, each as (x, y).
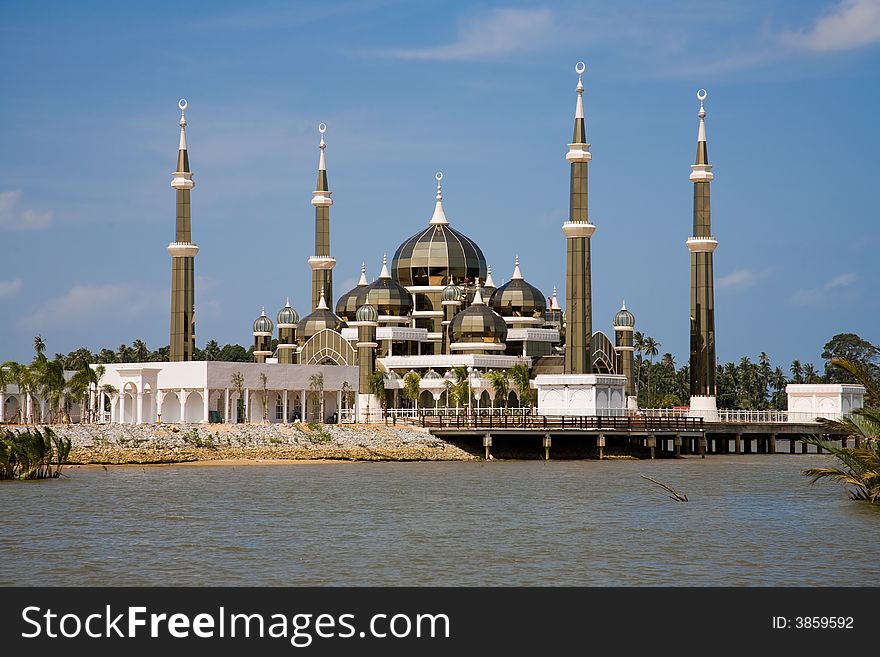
top-left (2, 456), bottom-right (878, 586)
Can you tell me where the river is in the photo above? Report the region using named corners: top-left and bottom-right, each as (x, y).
top-left (2, 455), bottom-right (877, 586)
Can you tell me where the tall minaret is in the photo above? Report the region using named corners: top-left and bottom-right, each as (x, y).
top-left (168, 99), bottom-right (198, 362)
top-left (308, 123), bottom-right (336, 311)
top-left (561, 62), bottom-right (595, 374)
top-left (686, 89), bottom-right (718, 412)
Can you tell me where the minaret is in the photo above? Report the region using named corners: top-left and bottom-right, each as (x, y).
top-left (276, 298), bottom-right (299, 364)
top-left (168, 99), bottom-right (198, 362)
top-left (613, 301), bottom-right (636, 408)
top-left (561, 62), bottom-right (595, 375)
top-left (252, 308), bottom-right (274, 363)
top-left (355, 298), bottom-right (379, 421)
top-left (686, 89), bottom-right (718, 413)
top-left (308, 123), bottom-right (336, 311)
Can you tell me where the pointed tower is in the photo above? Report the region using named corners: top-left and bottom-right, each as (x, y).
top-left (686, 89), bottom-right (718, 414)
top-left (308, 123), bottom-right (336, 311)
top-left (613, 301), bottom-right (636, 408)
top-left (561, 62), bottom-right (595, 374)
top-left (168, 99), bottom-right (198, 362)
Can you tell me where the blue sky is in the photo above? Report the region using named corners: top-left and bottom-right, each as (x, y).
top-left (1, 0), bottom-right (878, 367)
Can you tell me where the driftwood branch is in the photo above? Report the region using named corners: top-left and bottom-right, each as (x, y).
top-left (640, 474), bottom-right (689, 502)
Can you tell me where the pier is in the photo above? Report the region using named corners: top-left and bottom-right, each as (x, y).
top-left (383, 410), bottom-right (849, 460)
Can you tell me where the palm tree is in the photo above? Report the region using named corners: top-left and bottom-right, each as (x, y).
top-left (642, 336), bottom-right (660, 406)
top-left (230, 372), bottom-right (245, 423)
top-left (132, 339), bottom-right (149, 363)
top-left (790, 360), bottom-right (804, 384)
top-left (485, 370), bottom-right (510, 408)
top-left (3, 361), bottom-right (36, 424)
top-left (450, 366), bottom-right (471, 410)
top-left (402, 371), bottom-right (421, 410)
top-left (368, 371), bottom-right (387, 418)
top-left (33, 335), bottom-right (47, 362)
top-left (259, 372), bottom-right (270, 423)
top-left (633, 331), bottom-right (646, 401)
top-left (803, 357), bottom-right (880, 503)
top-left (803, 363), bottom-right (820, 384)
top-left (508, 363), bottom-right (532, 409)
top-left (308, 372), bottom-right (324, 423)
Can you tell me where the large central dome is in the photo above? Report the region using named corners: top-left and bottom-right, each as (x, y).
top-left (391, 173), bottom-right (487, 287)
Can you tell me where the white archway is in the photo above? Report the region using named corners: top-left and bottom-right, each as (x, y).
top-left (184, 390), bottom-right (203, 423)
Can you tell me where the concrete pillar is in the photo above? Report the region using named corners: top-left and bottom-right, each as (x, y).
top-left (109, 395), bottom-right (117, 425)
top-left (301, 388), bottom-right (308, 422)
top-left (483, 432), bottom-right (492, 460)
top-left (698, 436), bottom-right (706, 458)
top-left (543, 434), bottom-right (551, 461)
top-left (283, 390), bottom-right (289, 424)
top-left (646, 435), bottom-right (656, 460)
top-left (855, 436), bottom-right (862, 449)
top-left (224, 388), bottom-right (231, 423)
top-left (674, 434), bottom-right (682, 456)
top-left (789, 438), bottom-right (795, 454)
top-left (0, 392), bottom-right (5, 423)
top-left (817, 443), bottom-right (824, 454)
top-left (203, 387), bottom-right (210, 423)
top-left (735, 433), bottom-right (742, 455)
top-left (179, 388), bottom-right (186, 424)
top-left (597, 434), bottom-right (605, 460)
top-left (801, 440), bottom-right (808, 454)
top-left (136, 392), bottom-right (144, 425)
top-left (337, 390), bottom-right (342, 421)
top-left (769, 434), bottom-right (777, 454)
top-left (245, 388), bottom-right (251, 423)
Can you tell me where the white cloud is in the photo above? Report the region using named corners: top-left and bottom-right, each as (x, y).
top-left (717, 269), bottom-right (763, 292)
top-left (385, 8), bottom-right (559, 61)
top-left (782, 0), bottom-right (880, 52)
top-left (20, 283), bottom-right (165, 330)
top-left (0, 190), bottom-right (53, 230)
top-left (790, 272), bottom-right (858, 306)
top-left (0, 278), bottom-right (23, 299)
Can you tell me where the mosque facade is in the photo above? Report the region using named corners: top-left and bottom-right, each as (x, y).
top-left (88, 63), bottom-right (720, 424)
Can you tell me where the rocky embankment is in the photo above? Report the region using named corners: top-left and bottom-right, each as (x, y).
top-left (43, 423), bottom-right (475, 464)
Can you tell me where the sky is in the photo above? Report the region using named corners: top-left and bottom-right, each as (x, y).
top-left (1, 0), bottom-right (878, 367)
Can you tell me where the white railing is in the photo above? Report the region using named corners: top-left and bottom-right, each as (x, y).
top-left (385, 407), bottom-right (537, 419)
top-left (639, 408), bottom-right (843, 424)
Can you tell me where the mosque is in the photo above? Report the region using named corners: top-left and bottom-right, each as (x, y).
top-left (83, 62), bottom-right (717, 425)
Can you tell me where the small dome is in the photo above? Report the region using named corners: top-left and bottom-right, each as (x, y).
top-left (362, 255), bottom-right (413, 318)
top-left (441, 284), bottom-right (463, 303)
top-left (355, 302), bottom-right (378, 323)
top-left (451, 293), bottom-right (507, 345)
top-left (277, 299), bottom-right (299, 326)
top-left (298, 290), bottom-right (345, 340)
top-left (253, 309), bottom-right (274, 334)
top-left (489, 257), bottom-right (546, 319)
top-left (613, 302), bottom-right (635, 328)
top-left (423, 368), bottom-right (441, 380)
top-left (336, 264), bottom-right (369, 321)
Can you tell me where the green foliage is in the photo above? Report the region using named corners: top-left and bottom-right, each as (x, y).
top-left (402, 371), bottom-right (421, 406)
top-left (508, 363), bottom-right (532, 407)
top-left (802, 435), bottom-right (880, 503)
top-left (822, 333), bottom-right (880, 384)
top-left (484, 370), bottom-right (510, 408)
top-left (306, 422), bottom-right (332, 444)
top-left (369, 371), bottom-right (387, 409)
top-left (0, 427), bottom-right (71, 480)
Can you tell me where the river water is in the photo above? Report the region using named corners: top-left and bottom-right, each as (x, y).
top-left (2, 456), bottom-right (878, 586)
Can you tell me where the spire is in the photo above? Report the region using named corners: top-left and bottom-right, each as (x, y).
top-left (511, 255), bottom-right (523, 280)
top-left (379, 254), bottom-right (391, 279)
top-left (177, 99), bottom-right (190, 173)
top-left (690, 90), bottom-right (714, 182)
top-left (171, 99), bottom-right (195, 190)
top-left (261, 307), bottom-right (266, 317)
top-left (358, 263), bottom-right (368, 287)
top-left (484, 265), bottom-right (496, 289)
top-left (550, 286), bottom-right (560, 310)
top-left (572, 62), bottom-right (586, 145)
top-left (621, 299), bottom-right (626, 311)
top-left (312, 123), bottom-right (333, 205)
top-left (472, 278), bottom-right (485, 305)
top-left (285, 297), bottom-right (291, 308)
top-left (317, 288), bottom-right (328, 310)
top-left (565, 63), bottom-right (591, 164)
top-left (429, 171), bottom-right (449, 226)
